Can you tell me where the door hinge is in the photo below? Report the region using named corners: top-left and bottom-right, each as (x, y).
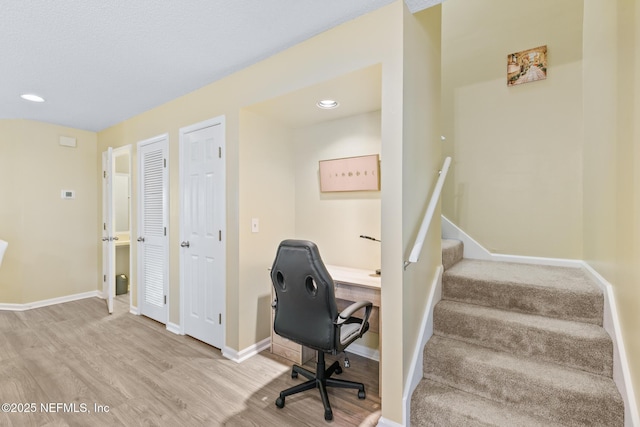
top-left (164, 295), bottom-right (167, 305)
top-left (164, 227), bottom-right (167, 236)
top-left (103, 223), bottom-right (106, 230)
top-left (219, 313), bottom-right (222, 325)
top-left (164, 158), bottom-right (167, 168)
top-left (103, 171), bottom-right (106, 178)
top-left (218, 147), bottom-right (222, 158)
top-left (103, 274), bottom-right (106, 282)
top-left (218, 230), bottom-right (222, 241)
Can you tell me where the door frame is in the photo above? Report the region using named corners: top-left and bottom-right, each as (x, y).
top-left (101, 147), bottom-right (114, 314)
top-left (178, 115), bottom-right (226, 347)
top-left (113, 145), bottom-right (132, 310)
top-left (137, 133), bottom-right (170, 324)
top-left (101, 144), bottom-right (132, 313)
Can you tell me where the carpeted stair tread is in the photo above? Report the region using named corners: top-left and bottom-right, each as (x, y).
top-left (442, 239), bottom-right (463, 270)
top-left (443, 259), bottom-right (603, 325)
top-left (411, 379), bottom-right (566, 427)
top-left (424, 335), bottom-right (624, 426)
top-left (434, 300), bottom-right (613, 376)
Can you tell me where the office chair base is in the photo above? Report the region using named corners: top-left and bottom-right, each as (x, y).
top-left (275, 353), bottom-right (365, 422)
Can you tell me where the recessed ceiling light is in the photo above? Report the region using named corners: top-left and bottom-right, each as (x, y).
top-left (316, 99), bottom-right (339, 109)
top-left (21, 93), bottom-right (45, 103)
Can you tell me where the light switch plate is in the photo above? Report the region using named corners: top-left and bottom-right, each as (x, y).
top-left (251, 218), bottom-right (259, 233)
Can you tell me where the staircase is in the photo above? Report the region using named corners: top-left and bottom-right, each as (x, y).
top-left (410, 239), bottom-right (624, 426)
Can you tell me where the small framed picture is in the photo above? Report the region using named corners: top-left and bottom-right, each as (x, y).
top-left (507, 45), bottom-right (547, 86)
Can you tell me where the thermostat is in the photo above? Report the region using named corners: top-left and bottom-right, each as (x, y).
top-left (61, 190), bottom-right (75, 199)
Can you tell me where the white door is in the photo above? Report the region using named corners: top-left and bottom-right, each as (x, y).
top-left (101, 148), bottom-right (115, 314)
top-left (179, 117), bottom-right (226, 348)
top-left (137, 134), bottom-right (169, 324)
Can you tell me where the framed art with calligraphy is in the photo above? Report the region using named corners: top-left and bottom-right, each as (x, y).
top-left (319, 154), bottom-right (380, 192)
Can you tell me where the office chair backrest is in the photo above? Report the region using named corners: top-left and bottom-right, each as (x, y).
top-left (271, 239), bottom-right (339, 352)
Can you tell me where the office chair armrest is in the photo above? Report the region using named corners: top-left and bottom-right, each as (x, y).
top-left (336, 301), bottom-right (372, 325)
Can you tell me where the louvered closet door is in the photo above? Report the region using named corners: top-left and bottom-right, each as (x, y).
top-left (137, 135), bottom-right (169, 324)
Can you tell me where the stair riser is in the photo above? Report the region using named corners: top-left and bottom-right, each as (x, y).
top-left (433, 304), bottom-right (613, 377)
top-left (424, 341), bottom-right (624, 426)
top-left (443, 276), bottom-right (603, 325)
top-left (442, 240), bottom-right (463, 270)
top-left (411, 380), bottom-right (561, 427)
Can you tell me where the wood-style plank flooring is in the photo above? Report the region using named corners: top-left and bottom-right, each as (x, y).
top-left (0, 295), bottom-right (381, 426)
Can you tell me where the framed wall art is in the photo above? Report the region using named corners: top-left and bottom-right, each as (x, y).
top-left (319, 154), bottom-right (380, 192)
top-left (507, 45), bottom-right (547, 86)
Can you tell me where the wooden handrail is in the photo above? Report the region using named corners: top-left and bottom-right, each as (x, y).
top-left (404, 156), bottom-right (452, 269)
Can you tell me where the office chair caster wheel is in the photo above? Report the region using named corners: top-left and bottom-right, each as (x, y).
top-left (335, 365), bottom-right (342, 375)
top-left (324, 409), bottom-right (333, 421)
top-left (358, 390), bottom-right (366, 399)
top-left (291, 371), bottom-right (298, 379)
top-left (275, 396), bottom-right (285, 408)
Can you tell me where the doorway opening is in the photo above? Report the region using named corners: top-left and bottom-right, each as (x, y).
top-left (113, 146), bottom-right (132, 313)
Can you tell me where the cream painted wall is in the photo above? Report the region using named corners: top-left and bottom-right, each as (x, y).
top-left (401, 3), bottom-right (442, 385)
top-left (238, 110), bottom-right (295, 349)
top-left (293, 110), bottom-right (382, 351)
top-left (97, 2), bottom-right (413, 422)
top-left (583, 0), bottom-right (640, 414)
top-left (441, 0), bottom-right (584, 259)
top-left (293, 111), bottom-right (382, 270)
top-left (0, 120), bottom-right (98, 303)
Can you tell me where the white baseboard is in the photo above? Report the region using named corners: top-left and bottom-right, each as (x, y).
top-left (166, 322), bottom-right (181, 335)
top-left (442, 215), bottom-right (582, 268)
top-left (347, 342), bottom-right (380, 362)
top-left (441, 215), bottom-right (639, 427)
top-left (376, 416), bottom-right (405, 427)
top-left (130, 305), bottom-right (140, 315)
top-left (222, 337), bottom-right (271, 363)
top-left (582, 263), bottom-right (640, 427)
top-left (441, 215), bottom-right (492, 261)
top-left (0, 290), bottom-right (101, 311)
top-left (403, 265), bottom-right (443, 427)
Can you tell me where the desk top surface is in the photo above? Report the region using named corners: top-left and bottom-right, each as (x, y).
top-left (325, 264), bottom-right (381, 290)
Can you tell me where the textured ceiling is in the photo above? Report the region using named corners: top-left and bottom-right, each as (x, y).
top-left (1, 1), bottom-right (438, 132)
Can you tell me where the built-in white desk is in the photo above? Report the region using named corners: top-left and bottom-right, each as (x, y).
top-left (270, 265), bottom-right (381, 392)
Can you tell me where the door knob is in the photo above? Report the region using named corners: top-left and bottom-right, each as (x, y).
top-left (102, 237), bottom-right (109, 241)
top-left (180, 241), bottom-right (190, 248)
top-left (137, 237), bottom-right (145, 242)
top-left (112, 236), bottom-right (119, 241)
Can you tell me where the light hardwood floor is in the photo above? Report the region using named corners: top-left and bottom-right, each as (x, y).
top-left (0, 296), bottom-right (381, 426)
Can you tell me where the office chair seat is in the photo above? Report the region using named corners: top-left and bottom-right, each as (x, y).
top-left (270, 239), bottom-right (373, 421)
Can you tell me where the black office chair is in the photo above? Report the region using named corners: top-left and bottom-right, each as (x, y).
top-left (270, 239), bottom-right (373, 421)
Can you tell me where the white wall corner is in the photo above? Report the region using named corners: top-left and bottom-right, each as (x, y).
top-left (222, 337), bottom-right (271, 364)
top-left (402, 265), bottom-right (443, 427)
top-left (582, 263), bottom-right (640, 427)
top-left (404, 0), bottom-right (444, 14)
